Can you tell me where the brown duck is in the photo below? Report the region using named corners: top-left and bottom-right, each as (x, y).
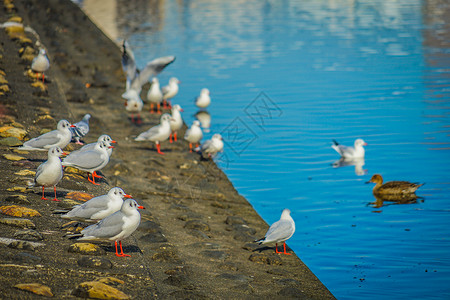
top-left (366, 174), bottom-right (424, 196)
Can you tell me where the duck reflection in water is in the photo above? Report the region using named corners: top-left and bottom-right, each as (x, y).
top-left (195, 110), bottom-right (211, 133)
top-left (368, 193), bottom-right (424, 208)
top-left (332, 157), bottom-right (367, 176)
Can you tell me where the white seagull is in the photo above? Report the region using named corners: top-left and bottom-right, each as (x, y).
top-left (255, 209), bottom-right (295, 255)
top-left (33, 146), bottom-right (66, 201)
top-left (78, 199), bottom-right (145, 257)
top-left (195, 88), bottom-right (211, 109)
top-left (147, 77), bottom-right (163, 114)
top-left (184, 120), bottom-right (203, 152)
top-left (197, 133), bottom-right (223, 158)
top-left (121, 40), bottom-right (175, 93)
top-left (20, 119), bottom-right (75, 151)
top-left (62, 187), bottom-right (132, 221)
top-left (135, 113), bottom-right (173, 155)
top-left (162, 77), bottom-right (179, 108)
top-left (332, 138), bottom-right (367, 159)
top-left (169, 104), bottom-right (183, 143)
top-left (62, 141), bottom-right (113, 185)
top-left (77, 135), bottom-right (116, 157)
top-left (122, 89), bottom-right (144, 124)
top-left (70, 114), bottom-right (91, 145)
top-left (31, 48), bottom-right (50, 82)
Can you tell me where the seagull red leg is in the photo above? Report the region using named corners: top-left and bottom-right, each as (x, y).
top-left (41, 186), bottom-right (48, 200)
top-left (283, 242), bottom-right (292, 255)
top-left (156, 143), bottom-right (165, 155)
top-left (119, 241), bottom-right (131, 257)
top-left (275, 243), bottom-right (282, 254)
top-left (52, 186), bottom-right (60, 201)
top-left (174, 131), bottom-right (177, 141)
top-left (87, 173), bottom-right (100, 185)
top-left (189, 143), bottom-right (192, 153)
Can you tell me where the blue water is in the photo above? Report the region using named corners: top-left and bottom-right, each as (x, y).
top-left (85, 0), bottom-right (450, 298)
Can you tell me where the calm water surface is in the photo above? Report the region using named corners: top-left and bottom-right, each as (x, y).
top-left (83, 0), bottom-right (450, 298)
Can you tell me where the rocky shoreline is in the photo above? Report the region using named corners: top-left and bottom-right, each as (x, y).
top-left (0, 0), bottom-right (335, 298)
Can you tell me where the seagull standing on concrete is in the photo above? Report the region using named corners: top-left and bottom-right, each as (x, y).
top-left (31, 48), bottom-right (49, 82)
top-left (184, 120), bottom-right (203, 152)
top-left (169, 104), bottom-right (183, 143)
top-left (162, 77), bottom-right (179, 109)
top-left (78, 199), bottom-right (145, 257)
top-left (20, 120), bottom-right (75, 151)
top-left (33, 146), bottom-right (66, 201)
top-left (70, 114), bottom-right (91, 145)
top-left (255, 209), bottom-right (295, 255)
top-left (196, 133), bottom-right (223, 158)
top-left (135, 113), bottom-right (173, 155)
top-left (147, 78), bottom-right (163, 114)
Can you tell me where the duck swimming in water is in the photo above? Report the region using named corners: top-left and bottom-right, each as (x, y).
top-left (366, 174), bottom-right (424, 196)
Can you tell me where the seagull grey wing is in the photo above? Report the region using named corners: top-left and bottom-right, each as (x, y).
top-left (81, 212), bottom-right (124, 239)
top-left (24, 131), bottom-right (60, 148)
top-left (67, 195), bottom-right (110, 219)
top-left (64, 151), bottom-right (104, 169)
top-left (35, 161), bottom-right (46, 180)
top-left (137, 125), bottom-right (161, 140)
top-left (201, 139), bottom-right (213, 151)
top-left (264, 220), bottom-right (294, 242)
top-left (121, 40), bottom-right (137, 81)
top-left (79, 142), bottom-right (96, 152)
top-left (132, 56), bottom-right (176, 90)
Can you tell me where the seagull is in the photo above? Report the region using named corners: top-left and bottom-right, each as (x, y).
top-left (121, 40), bottom-right (175, 94)
top-left (184, 120), bottom-right (203, 152)
top-left (62, 187), bottom-right (132, 221)
top-left (78, 199), bottom-right (145, 257)
top-left (162, 77), bottom-right (179, 109)
top-left (70, 114), bottom-right (91, 145)
top-left (135, 113), bottom-right (173, 155)
top-left (62, 141), bottom-right (113, 185)
top-left (366, 174), bottom-right (424, 196)
top-left (77, 135), bottom-right (116, 157)
top-left (195, 88), bottom-right (211, 109)
top-left (332, 138), bottom-right (367, 159)
top-left (20, 119), bottom-right (75, 151)
top-left (33, 146), bottom-right (66, 201)
top-left (255, 209), bottom-right (295, 255)
top-left (196, 133), bottom-right (223, 158)
top-left (169, 104), bottom-right (183, 143)
top-left (147, 78), bottom-right (163, 114)
top-left (31, 48), bottom-right (49, 82)
top-left (122, 89), bottom-right (143, 124)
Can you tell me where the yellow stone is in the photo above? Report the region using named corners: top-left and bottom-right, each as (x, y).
top-left (0, 70), bottom-right (5, 76)
top-left (0, 84), bottom-right (9, 93)
top-left (7, 187), bottom-right (28, 193)
top-left (68, 243), bottom-right (103, 255)
top-left (8, 16), bottom-right (23, 23)
top-left (5, 26), bottom-right (24, 34)
top-left (65, 191), bottom-right (94, 202)
top-left (14, 283), bottom-right (53, 297)
top-left (73, 281), bottom-right (130, 300)
top-left (14, 170), bottom-right (35, 176)
top-left (0, 205), bottom-right (41, 217)
top-left (3, 154), bottom-right (26, 161)
top-left (0, 75), bottom-right (8, 84)
top-left (13, 149), bottom-right (29, 155)
top-left (31, 81), bottom-right (47, 92)
top-left (0, 127), bottom-right (27, 139)
top-left (96, 277), bottom-right (125, 286)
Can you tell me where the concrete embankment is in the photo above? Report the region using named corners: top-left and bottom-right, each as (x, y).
top-left (0, 0), bottom-right (335, 298)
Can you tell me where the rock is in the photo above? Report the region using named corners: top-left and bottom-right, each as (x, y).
top-left (242, 243), bottom-right (260, 251)
top-left (201, 250), bottom-right (228, 261)
top-left (137, 220), bottom-right (161, 233)
top-left (0, 137), bottom-right (23, 146)
top-left (218, 262), bottom-right (239, 271)
top-left (92, 70), bottom-right (109, 87)
top-left (78, 257), bottom-right (113, 269)
top-left (229, 224), bottom-right (257, 235)
top-left (164, 265), bottom-right (191, 276)
top-left (96, 277), bottom-right (124, 287)
top-left (66, 80), bottom-right (88, 103)
top-left (211, 201), bottom-right (230, 209)
top-left (3, 154), bottom-right (26, 161)
top-left (267, 268), bottom-right (290, 276)
top-left (249, 253), bottom-right (282, 265)
top-left (139, 232), bottom-right (167, 243)
top-left (187, 230), bottom-right (210, 239)
top-left (177, 211), bottom-right (203, 221)
top-left (7, 187), bottom-right (30, 193)
top-left (188, 242), bottom-right (221, 249)
top-left (184, 220), bottom-right (210, 232)
top-left (12, 252), bottom-right (42, 263)
top-left (65, 191), bottom-right (94, 202)
top-left (233, 232), bottom-right (256, 243)
top-left (14, 169), bottom-right (35, 176)
top-left (68, 243), bottom-right (105, 255)
top-left (14, 283), bottom-right (53, 297)
top-left (8, 240), bottom-right (37, 251)
top-left (4, 194), bottom-right (30, 204)
top-left (277, 278), bottom-right (302, 287)
top-left (61, 221), bottom-right (84, 232)
top-left (0, 205), bottom-right (41, 217)
top-left (0, 218), bottom-right (35, 228)
top-left (168, 290), bottom-right (208, 300)
top-left (225, 216), bottom-right (247, 225)
top-left (14, 229), bottom-right (44, 241)
top-left (0, 127), bottom-right (27, 139)
top-left (163, 275), bottom-right (191, 288)
top-left (72, 281), bottom-right (130, 299)
top-left (169, 203), bottom-right (190, 211)
top-left (152, 250), bottom-right (181, 263)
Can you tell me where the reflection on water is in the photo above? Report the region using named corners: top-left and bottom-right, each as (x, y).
top-left (195, 110), bottom-right (211, 133)
top-left (368, 194), bottom-right (424, 209)
top-left (332, 157), bottom-right (366, 176)
top-left (81, 0), bottom-right (450, 299)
